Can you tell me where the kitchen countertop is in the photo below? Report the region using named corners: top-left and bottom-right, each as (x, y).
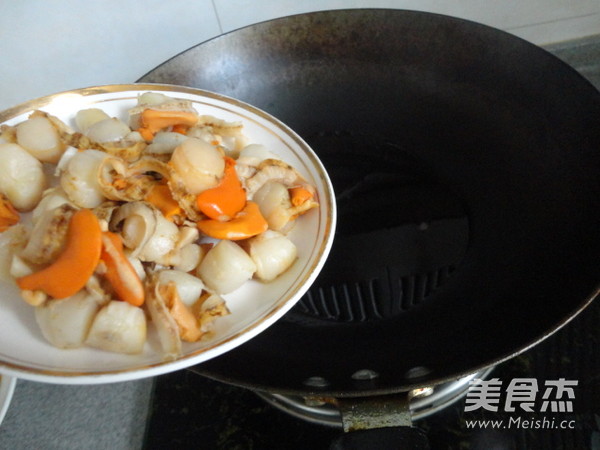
top-left (0, 32), bottom-right (598, 450)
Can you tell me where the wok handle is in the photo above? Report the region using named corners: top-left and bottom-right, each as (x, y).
top-left (329, 393), bottom-right (430, 449)
top-left (330, 426), bottom-right (430, 450)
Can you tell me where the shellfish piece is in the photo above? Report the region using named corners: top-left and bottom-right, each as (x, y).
top-left (196, 156), bottom-right (246, 221)
top-left (35, 290), bottom-right (105, 349)
top-left (31, 187), bottom-right (73, 225)
top-left (144, 184), bottom-right (182, 222)
top-left (138, 212), bottom-right (179, 262)
top-left (244, 159), bottom-right (306, 198)
top-left (157, 281), bottom-right (203, 342)
top-left (128, 93), bottom-right (196, 130)
top-left (98, 156), bottom-right (169, 202)
top-left (85, 117), bottom-right (131, 143)
top-left (289, 186), bottom-right (315, 206)
top-left (137, 109), bottom-right (199, 141)
top-left (137, 92), bottom-right (171, 106)
top-left (157, 269), bottom-right (204, 307)
top-left (196, 201), bottom-right (268, 241)
top-left (22, 110), bottom-right (76, 154)
top-left (110, 201), bottom-right (178, 263)
top-left (251, 179), bottom-right (318, 232)
top-left (100, 232), bottom-right (145, 306)
top-left (197, 240), bottom-right (257, 294)
top-left (236, 144), bottom-right (281, 167)
top-left (234, 161), bottom-right (257, 186)
top-left (192, 292), bottom-right (230, 335)
top-left (16, 116), bottom-right (65, 163)
top-left (54, 146), bottom-right (78, 176)
top-left (60, 149), bottom-right (108, 208)
top-left (99, 135), bottom-right (147, 162)
top-left (85, 300), bottom-right (147, 354)
top-left (21, 204), bottom-right (76, 265)
top-left (171, 243), bottom-right (203, 273)
top-left (0, 143), bottom-right (46, 211)
top-left (159, 283), bottom-right (230, 343)
top-left (110, 201), bottom-right (157, 258)
top-left (165, 178), bottom-right (203, 222)
top-left (185, 126), bottom-right (221, 148)
top-left (169, 138), bottom-right (225, 195)
top-left (16, 209), bottom-right (103, 300)
top-left (154, 226), bottom-right (201, 270)
top-left (75, 108), bottom-right (111, 134)
top-left (197, 115), bottom-right (243, 130)
top-left (145, 272), bottom-right (182, 360)
top-left (194, 115), bottom-right (248, 153)
top-left (247, 230), bottom-right (298, 282)
top-left (145, 131), bottom-right (188, 157)
top-left (253, 181), bottom-right (294, 231)
top-left (35, 110), bottom-right (76, 136)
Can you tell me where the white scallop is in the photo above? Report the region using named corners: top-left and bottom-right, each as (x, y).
top-left (157, 269), bottom-right (205, 306)
top-left (16, 116), bottom-right (64, 163)
top-left (60, 149), bottom-right (107, 208)
top-left (170, 138), bottom-right (224, 194)
top-left (0, 143), bottom-right (46, 211)
top-left (198, 240), bottom-right (256, 294)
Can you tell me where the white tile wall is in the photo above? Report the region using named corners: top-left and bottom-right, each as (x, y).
top-left (213, 0), bottom-right (600, 37)
top-left (0, 0), bottom-right (221, 110)
top-left (0, 0), bottom-right (598, 111)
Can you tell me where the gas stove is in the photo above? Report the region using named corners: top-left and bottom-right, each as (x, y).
top-left (144, 297), bottom-right (599, 448)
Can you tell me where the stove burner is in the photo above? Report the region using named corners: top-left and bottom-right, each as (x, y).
top-left (255, 367), bottom-right (494, 427)
top-left (288, 131), bottom-right (469, 323)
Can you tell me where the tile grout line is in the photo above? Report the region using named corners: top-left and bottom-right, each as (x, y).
top-left (505, 11), bottom-right (600, 33)
top-left (211, 0), bottom-right (224, 35)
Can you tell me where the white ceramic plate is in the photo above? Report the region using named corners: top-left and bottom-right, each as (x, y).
top-left (0, 375), bottom-right (16, 426)
top-left (0, 84), bottom-right (336, 384)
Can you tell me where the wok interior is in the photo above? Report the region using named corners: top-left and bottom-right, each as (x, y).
top-left (141, 10), bottom-right (600, 394)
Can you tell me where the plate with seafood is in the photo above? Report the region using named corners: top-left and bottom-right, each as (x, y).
top-left (0, 84), bottom-right (335, 384)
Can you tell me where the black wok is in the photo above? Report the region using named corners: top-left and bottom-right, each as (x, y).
top-left (140, 8), bottom-right (600, 445)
